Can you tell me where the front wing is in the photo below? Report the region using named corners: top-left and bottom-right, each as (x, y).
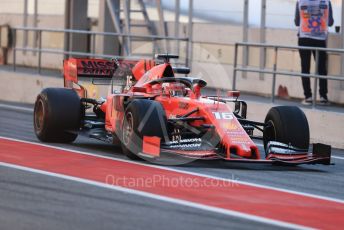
top-left (142, 137), bottom-right (332, 165)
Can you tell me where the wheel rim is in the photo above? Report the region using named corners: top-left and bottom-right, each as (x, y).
top-left (123, 112), bottom-right (134, 146)
top-left (34, 99), bottom-right (45, 132)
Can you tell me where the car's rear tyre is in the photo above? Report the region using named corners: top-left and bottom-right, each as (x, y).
top-left (263, 106), bottom-right (309, 152)
top-left (33, 88), bottom-right (81, 143)
top-left (121, 99), bottom-right (168, 160)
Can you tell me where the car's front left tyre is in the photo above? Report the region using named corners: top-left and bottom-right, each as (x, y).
top-left (263, 106), bottom-right (310, 152)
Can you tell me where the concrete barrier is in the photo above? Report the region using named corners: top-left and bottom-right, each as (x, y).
top-left (0, 70), bottom-right (62, 103)
top-left (1, 69), bottom-right (343, 149)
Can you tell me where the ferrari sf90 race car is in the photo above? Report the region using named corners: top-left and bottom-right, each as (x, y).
top-left (33, 54), bottom-right (331, 165)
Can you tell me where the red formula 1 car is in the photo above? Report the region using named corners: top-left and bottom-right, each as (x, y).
top-left (33, 54), bottom-right (331, 165)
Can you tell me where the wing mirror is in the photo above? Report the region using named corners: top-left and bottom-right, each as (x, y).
top-left (132, 87), bottom-right (147, 93)
top-left (227, 91), bottom-right (240, 98)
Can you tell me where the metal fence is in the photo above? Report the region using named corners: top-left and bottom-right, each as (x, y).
top-left (232, 42), bottom-right (344, 107)
top-left (11, 26), bottom-right (189, 74)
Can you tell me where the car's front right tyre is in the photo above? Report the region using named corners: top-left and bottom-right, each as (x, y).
top-left (121, 99), bottom-right (168, 160)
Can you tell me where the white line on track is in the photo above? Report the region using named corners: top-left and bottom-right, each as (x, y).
top-left (0, 103), bottom-right (33, 112)
top-left (1, 135), bottom-right (344, 205)
top-left (0, 161), bottom-right (312, 230)
top-left (333, 156), bottom-right (344, 160)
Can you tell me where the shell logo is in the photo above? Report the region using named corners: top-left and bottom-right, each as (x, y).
top-left (224, 122), bottom-right (238, 131)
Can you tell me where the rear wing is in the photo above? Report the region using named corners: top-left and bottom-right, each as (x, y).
top-left (63, 58), bottom-right (140, 88)
top-left (63, 56), bottom-right (186, 98)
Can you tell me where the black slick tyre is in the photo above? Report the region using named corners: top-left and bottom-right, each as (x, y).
top-left (121, 99), bottom-right (167, 160)
top-left (33, 88), bottom-right (81, 143)
top-left (263, 106), bottom-right (310, 151)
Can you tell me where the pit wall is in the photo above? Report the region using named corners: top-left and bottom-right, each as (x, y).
top-left (1, 69), bottom-right (343, 149)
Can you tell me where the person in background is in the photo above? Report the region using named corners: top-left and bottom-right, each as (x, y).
top-left (294, 0), bottom-right (334, 105)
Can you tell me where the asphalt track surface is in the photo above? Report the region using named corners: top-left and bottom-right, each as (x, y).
top-left (0, 102), bottom-right (344, 230)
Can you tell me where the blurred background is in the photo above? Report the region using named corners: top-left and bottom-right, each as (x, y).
top-left (0, 0), bottom-right (344, 104)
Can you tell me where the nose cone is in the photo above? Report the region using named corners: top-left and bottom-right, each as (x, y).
top-left (216, 117), bottom-right (259, 159)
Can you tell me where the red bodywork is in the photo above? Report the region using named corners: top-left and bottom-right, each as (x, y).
top-left (62, 57), bottom-right (331, 164)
